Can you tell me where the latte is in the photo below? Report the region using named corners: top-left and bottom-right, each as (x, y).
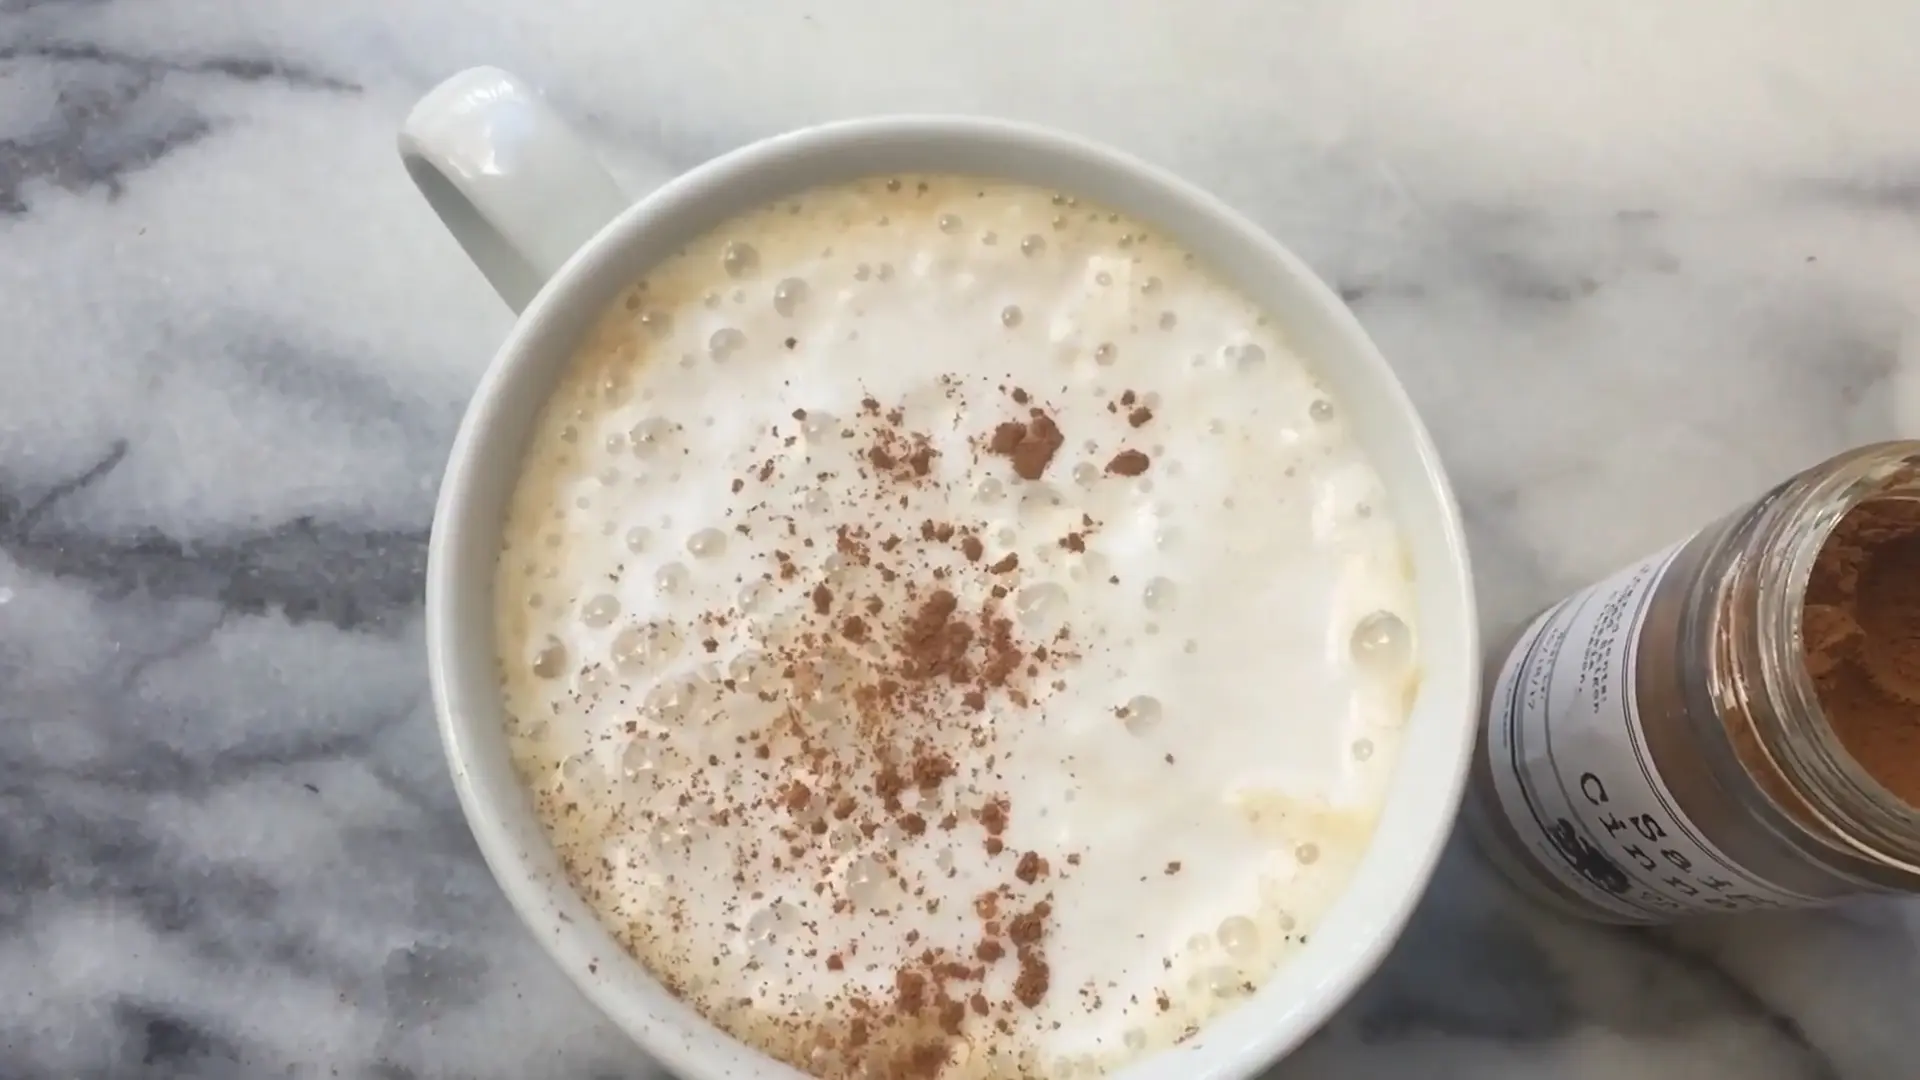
top-left (494, 175), bottom-right (1417, 1079)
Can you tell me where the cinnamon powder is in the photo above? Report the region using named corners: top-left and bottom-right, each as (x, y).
top-left (986, 411), bottom-right (1064, 480)
top-left (624, 388), bottom-right (1082, 1079)
top-left (1105, 449), bottom-right (1150, 477)
top-left (1802, 498), bottom-right (1920, 808)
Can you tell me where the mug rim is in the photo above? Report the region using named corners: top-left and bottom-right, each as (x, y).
top-left (427, 112), bottom-right (1479, 1080)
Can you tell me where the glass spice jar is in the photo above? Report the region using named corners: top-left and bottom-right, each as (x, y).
top-left (1465, 440), bottom-right (1920, 923)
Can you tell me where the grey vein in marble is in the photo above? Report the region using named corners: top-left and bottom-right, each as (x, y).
top-left (0, 39), bottom-right (357, 215)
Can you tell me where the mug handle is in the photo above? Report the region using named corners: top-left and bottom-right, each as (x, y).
top-left (398, 67), bottom-right (631, 313)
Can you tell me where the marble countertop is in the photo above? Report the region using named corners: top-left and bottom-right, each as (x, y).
top-left (4, 0), bottom-right (1918, 1076)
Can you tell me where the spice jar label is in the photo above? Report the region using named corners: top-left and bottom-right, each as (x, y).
top-left (1485, 541), bottom-right (1823, 921)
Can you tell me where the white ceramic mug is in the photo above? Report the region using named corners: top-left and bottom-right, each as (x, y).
top-left (406, 66), bottom-right (1479, 1080)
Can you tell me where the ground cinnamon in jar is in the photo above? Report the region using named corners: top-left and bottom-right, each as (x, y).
top-left (1467, 442), bottom-right (1920, 924)
top-left (1802, 498), bottom-right (1920, 809)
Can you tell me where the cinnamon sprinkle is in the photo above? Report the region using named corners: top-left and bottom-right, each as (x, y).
top-left (1106, 449), bottom-right (1150, 477)
top-left (986, 411), bottom-right (1066, 481)
top-left (557, 381), bottom-right (1096, 1079)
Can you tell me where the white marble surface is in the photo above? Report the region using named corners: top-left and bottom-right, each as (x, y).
top-left (3, 0), bottom-right (1919, 1076)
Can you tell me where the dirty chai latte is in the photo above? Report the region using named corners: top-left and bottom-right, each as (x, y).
top-left (494, 176), bottom-right (1420, 1079)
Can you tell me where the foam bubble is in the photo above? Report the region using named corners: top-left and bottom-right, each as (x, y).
top-left (801, 411), bottom-right (837, 441)
top-left (530, 638), bottom-right (567, 679)
top-left (828, 823), bottom-right (862, 855)
top-left (578, 665), bottom-right (613, 698)
top-left (1015, 582), bottom-right (1069, 630)
top-left (1142, 577), bottom-right (1176, 612)
top-left (1066, 551), bottom-right (1110, 584)
top-left (630, 418), bottom-right (672, 456)
top-left (624, 526), bottom-right (650, 553)
top-left (1309, 398), bottom-right (1335, 423)
top-left (737, 580), bottom-right (773, 616)
top-left (654, 562), bottom-right (690, 595)
top-left (621, 737), bottom-right (660, 778)
top-left (773, 278), bottom-right (810, 317)
top-left (1021, 234), bottom-right (1046, 256)
top-left (1215, 915), bottom-right (1260, 960)
top-left (938, 213), bottom-right (963, 233)
top-left (1018, 483), bottom-right (1063, 521)
top-left (1001, 305), bottom-right (1024, 328)
top-left (1202, 966), bottom-right (1239, 998)
top-left (844, 855), bottom-right (892, 909)
top-left (686, 528), bottom-right (728, 559)
top-left (581, 594), bottom-right (621, 627)
top-left (638, 310), bottom-right (672, 339)
top-left (709, 327), bottom-right (746, 361)
top-left (1350, 610), bottom-right (1412, 673)
top-left (1120, 695), bottom-right (1162, 735)
top-left (727, 650), bottom-right (767, 691)
top-left (649, 816), bottom-right (692, 856)
top-left (645, 677), bottom-right (698, 725)
top-left (722, 241), bottom-right (759, 278)
top-left (612, 621), bottom-right (682, 674)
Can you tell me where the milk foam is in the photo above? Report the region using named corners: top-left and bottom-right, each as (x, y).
top-left (495, 176), bottom-right (1418, 1080)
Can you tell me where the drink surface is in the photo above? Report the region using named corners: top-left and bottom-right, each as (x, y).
top-left (494, 175), bottom-right (1419, 1079)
